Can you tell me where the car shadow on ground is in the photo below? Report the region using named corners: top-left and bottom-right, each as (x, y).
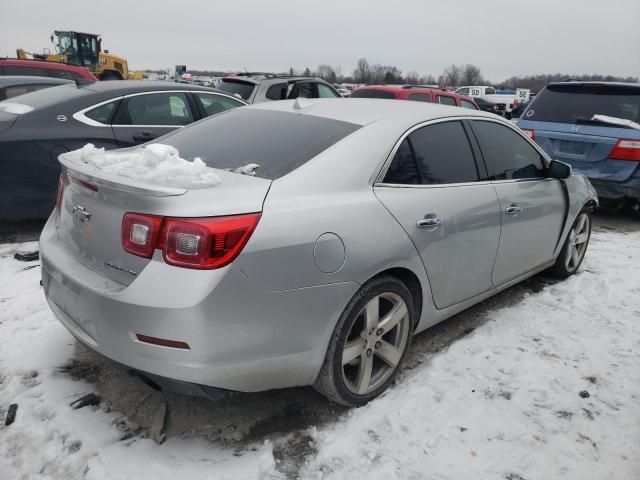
top-left (60, 272), bottom-right (561, 478)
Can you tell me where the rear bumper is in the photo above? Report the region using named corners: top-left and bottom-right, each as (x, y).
top-left (40, 215), bottom-right (359, 393)
top-left (588, 177), bottom-right (640, 200)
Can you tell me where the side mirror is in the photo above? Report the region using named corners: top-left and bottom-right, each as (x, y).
top-left (548, 160), bottom-right (572, 179)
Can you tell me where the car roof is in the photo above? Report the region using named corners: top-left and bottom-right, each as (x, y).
top-left (0, 75), bottom-right (73, 87)
top-left (546, 81), bottom-right (640, 89)
top-left (247, 98), bottom-right (493, 126)
top-left (0, 58), bottom-right (90, 72)
top-left (76, 80), bottom-right (232, 95)
top-left (222, 75), bottom-right (322, 85)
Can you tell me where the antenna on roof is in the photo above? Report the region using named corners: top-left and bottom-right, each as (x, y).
top-left (244, 66), bottom-right (248, 74)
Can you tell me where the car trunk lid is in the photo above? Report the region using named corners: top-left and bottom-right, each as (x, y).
top-left (56, 156), bottom-right (271, 285)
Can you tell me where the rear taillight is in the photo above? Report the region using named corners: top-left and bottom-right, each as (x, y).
top-left (55, 174), bottom-right (65, 214)
top-left (521, 128), bottom-right (536, 140)
top-left (122, 212), bottom-right (260, 269)
top-left (122, 213), bottom-right (163, 258)
top-left (609, 139), bottom-right (640, 161)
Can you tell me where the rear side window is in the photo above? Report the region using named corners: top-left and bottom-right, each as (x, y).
top-left (408, 93), bottom-right (430, 102)
top-left (156, 109), bottom-right (360, 180)
top-left (471, 120), bottom-right (545, 180)
top-left (122, 92), bottom-right (194, 126)
top-left (350, 89), bottom-right (396, 99)
top-left (437, 95), bottom-right (457, 106)
top-left (289, 82), bottom-right (315, 99)
top-left (194, 92), bottom-right (244, 116)
top-left (524, 84), bottom-right (640, 124)
top-left (265, 83), bottom-right (288, 100)
top-left (1, 83), bottom-right (88, 110)
top-left (384, 121), bottom-right (478, 185)
top-left (485, 87), bottom-right (496, 95)
top-left (3, 65), bottom-right (49, 76)
top-left (0, 84), bottom-right (51, 100)
top-left (217, 79), bottom-right (256, 100)
top-left (85, 100), bottom-right (119, 124)
top-left (461, 99), bottom-right (478, 110)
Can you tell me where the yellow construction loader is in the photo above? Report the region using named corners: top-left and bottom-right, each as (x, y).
top-left (17, 31), bottom-right (130, 80)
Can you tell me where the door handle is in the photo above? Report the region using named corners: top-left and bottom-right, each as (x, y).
top-left (132, 132), bottom-right (157, 142)
top-left (417, 216), bottom-right (442, 228)
top-left (505, 205), bottom-right (523, 215)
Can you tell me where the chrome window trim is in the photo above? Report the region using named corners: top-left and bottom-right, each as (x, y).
top-left (73, 90), bottom-right (245, 128)
top-left (374, 115), bottom-right (552, 187)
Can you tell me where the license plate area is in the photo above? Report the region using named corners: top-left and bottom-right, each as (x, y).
top-left (558, 140), bottom-right (587, 154)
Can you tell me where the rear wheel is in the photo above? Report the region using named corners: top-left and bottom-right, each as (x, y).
top-left (314, 276), bottom-right (414, 406)
top-left (550, 209), bottom-right (591, 278)
top-left (100, 70), bottom-right (122, 81)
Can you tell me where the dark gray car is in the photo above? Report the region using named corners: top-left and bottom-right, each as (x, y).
top-left (0, 81), bottom-right (246, 220)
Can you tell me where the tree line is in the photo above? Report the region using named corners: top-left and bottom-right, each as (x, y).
top-left (188, 58), bottom-right (638, 92)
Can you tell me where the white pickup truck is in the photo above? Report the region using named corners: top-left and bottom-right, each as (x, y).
top-left (455, 85), bottom-right (519, 119)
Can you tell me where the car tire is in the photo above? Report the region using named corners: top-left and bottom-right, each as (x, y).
top-left (100, 71), bottom-right (122, 81)
top-left (314, 275), bottom-right (414, 407)
top-left (549, 208), bottom-right (592, 278)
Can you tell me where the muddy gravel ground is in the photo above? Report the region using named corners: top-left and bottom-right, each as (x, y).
top-left (1, 208), bottom-right (638, 478)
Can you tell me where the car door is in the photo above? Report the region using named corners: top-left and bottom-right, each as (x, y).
top-left (374, 120), bottom-right (502, 309)
top-left (112, 91), bottom-right (197, 146)
top-left (468, 119), bottom-right (567, 285)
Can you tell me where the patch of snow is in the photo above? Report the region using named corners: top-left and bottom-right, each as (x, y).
top-left (592, 114), bottom-right (640, 131)
top-left (0, 232), bottom-right (639, 479)
top-left (232, 163), bottom-right (260, 176)
top-left (61, 143), bottom-right (221, 189)
top-left (0, 102), bottom-right (34, 115)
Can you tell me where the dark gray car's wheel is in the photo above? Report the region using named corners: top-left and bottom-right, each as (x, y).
top-left (314, 275), bottom-right (414, 407)
top-left (550, 208), bottom-right (592, 278)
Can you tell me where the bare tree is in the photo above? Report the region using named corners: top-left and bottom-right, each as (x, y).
top-left (442, 64), bottom-right (463, 88)
top-left (461, 64), bottom-right (483, 85)
top-left (316, 64), bottom-right (338, 83)
top-left (353, 58), bottom-right (371, 83)
top-left (419, 74), bottom-right (437, 85)
top-left (405, 71), bottom-right (420, 84)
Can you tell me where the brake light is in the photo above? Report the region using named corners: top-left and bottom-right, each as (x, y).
top-left (55, 174), bottom-right (65, 214)
top-left (609, 139), bottom-right (640, 161)
top-left (122, 213), bottom-right (163, 258)
top-left (521, 128), bottom-right (536, 141)
top-left (121, 212), bottom-right (260, 269)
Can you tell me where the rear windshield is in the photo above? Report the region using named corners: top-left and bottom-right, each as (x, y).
top-left (155, 109), bottom-right (361, 180)
top-left (217, 79), bottom-right (256, 100)
top-left (524, 84), bottom-right (640, 124)
top-left (350, 89), bottom-right (396, 99)
top-left (0, 83), bottom-right (89, 110)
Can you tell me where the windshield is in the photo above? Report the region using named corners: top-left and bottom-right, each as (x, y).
top-left (524, 84), bottom-right (640, 125)
top-left (217, 79), bottom-right (256, 100)
top-left (350, 89), bottom-right (396, 99)
top-left (153, 109), bottom-right (361, 180)
top-left (0, 83), bottom-right (89, 111)
top-left (57, 32), bottom-right (78, 55)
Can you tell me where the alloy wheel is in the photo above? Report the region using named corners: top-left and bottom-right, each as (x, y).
top-left (565, 212), bottom-right (590, 271)
top-left (341, 292), bottom-right (410, 395)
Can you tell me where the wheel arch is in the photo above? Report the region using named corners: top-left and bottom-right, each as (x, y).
top-left (367, 266), bottom-right (423, 331)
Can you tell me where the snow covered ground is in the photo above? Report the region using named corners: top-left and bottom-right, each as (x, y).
top-left (1, 231), bottom-right (639, 480)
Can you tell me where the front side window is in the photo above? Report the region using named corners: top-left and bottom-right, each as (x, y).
top-left (122, 92), bottom-right (193, 126)
top-left (485, 87), bottom-right (496, 95)
top-left (384, 121), bottom-right (478, 185)
top-left (457, 88), bottom-right (470, 95)
top-left (85, 100), bottom-right (119, 124)
top-left (461, 99), bottom-right (478, 110)
top-left (317, 83), bottom-right (340, 98)
top-left (4, 66), bottom-right (49, 76)
top-left (471, 120), bottom-right (545, 180)
top-left (194, 92), bottom-right (244, 116)
top-left (437, 95), bottom-right (457, 106)
top-left (408, 93), bottom-right (430, 102)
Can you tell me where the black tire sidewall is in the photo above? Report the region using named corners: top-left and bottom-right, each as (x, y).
top-left (329, 277), bottom-right (414, 406)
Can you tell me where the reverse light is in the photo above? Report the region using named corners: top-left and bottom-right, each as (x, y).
top-left (609, 139), bottom-right (640, 161)
top-left (122, 213), bottom-right (163, 258)
top-left (55, 174), bottom-right (65, 214)
top-left (521, 128), bottom-right (536, 141)
top-left (121, 212), bottom-right (261, 269)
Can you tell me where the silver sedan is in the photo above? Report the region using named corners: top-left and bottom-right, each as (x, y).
top-left (40, 99), bottom-right (598, 406)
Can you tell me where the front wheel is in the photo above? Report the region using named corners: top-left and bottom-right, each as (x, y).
top-left (550, 209), bottom-right (592, 278)
top-left (314, 276), bottom-right (414, 407)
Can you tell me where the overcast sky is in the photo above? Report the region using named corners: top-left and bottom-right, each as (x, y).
top-left (1, 0), bottom-right (639, 81)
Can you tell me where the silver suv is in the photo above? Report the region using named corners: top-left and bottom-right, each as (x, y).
top-left (217, 73), bottom-right (342, 103)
